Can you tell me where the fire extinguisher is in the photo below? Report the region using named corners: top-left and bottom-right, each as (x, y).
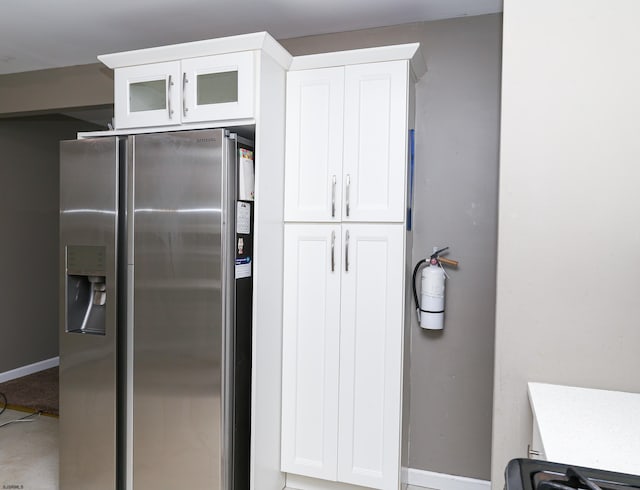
top-left (412, 247), bottom-right (458, 330)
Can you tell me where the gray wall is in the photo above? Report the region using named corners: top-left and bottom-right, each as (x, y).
top-left (492, 0), bottom-right (640, 486)
top-left (0, 64), bottom-right (112, 115)
top-left (0, 115), bottom-right (103, 373)
top-left (282, 14), bottom-right (502, 480)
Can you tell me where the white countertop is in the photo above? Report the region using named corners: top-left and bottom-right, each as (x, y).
top-left (528, 382), bottom-right (640, 475)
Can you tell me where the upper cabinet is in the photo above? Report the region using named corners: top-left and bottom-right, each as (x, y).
top-left (99, 32), bottom-right (292, 130)
top-left (284, 59), bottom-right (415, 223)
top-left (343, 61), bottom-right (409, 222)
top-left (284, 67), bottom-right (345, 221)
top-left (114, 52), bottom-right (254, 128)
top-left (181, 51), bottom-right (254, 122)
top-left (114, 61), bottom-right (182, 128)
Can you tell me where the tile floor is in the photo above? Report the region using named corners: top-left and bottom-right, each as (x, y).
top-left (0, 409), bottom-right (58, 490)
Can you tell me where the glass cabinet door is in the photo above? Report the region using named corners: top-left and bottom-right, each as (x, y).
top-left (114, 61), bottom-right (181, 129)
top-left (181, 51), bottom-right (255, 122)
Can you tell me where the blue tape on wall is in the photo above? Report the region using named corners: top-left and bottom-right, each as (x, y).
top-left (407, 129), bottom-right (415, 231)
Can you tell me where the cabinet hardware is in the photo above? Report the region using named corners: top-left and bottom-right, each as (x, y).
top-left (345, 229), bottom-right (350, 272)
top-left (331, 175), bottom-right (336, 218)
top-left (182, 73), bottom-right (188, 117)
top-left (168, 75), bottom-right (174, 119)
top-left (331, 230), bottom-right (335, 272)
top-left (345, 174), bottom-right (351, 217)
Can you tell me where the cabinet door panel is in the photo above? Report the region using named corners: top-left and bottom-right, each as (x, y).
top-left (284, 68), bottom-right (344, 222)
top-left (114, 61), bottom-right (181, 129)
top-left (182, 51), bottom-right (255, 122)
top-left (281, 224), bottom-right (342, 480)
top-left (343, 61), bottom-right (408, 222)
top-left (338, 224), bottom-right (405, 490)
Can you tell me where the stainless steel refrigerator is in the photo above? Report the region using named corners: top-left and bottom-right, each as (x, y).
top-left (59, 129), bottom-right (253, 490)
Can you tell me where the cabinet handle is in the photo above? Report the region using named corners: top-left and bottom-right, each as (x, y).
top-left (331, 230), bottom-right (335, 272)
top-left (345, 229), bottom-right (350, 272)
top-left (331, 175), bottom-right (336, 218)
top-left (345, 174), bottom-right (351, 218)
top-left (168, 75), bottom-right (174, 119)
top-left (182, 72), bottom-right (188, 117)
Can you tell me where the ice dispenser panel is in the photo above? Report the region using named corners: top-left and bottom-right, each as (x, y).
top-left (65, 245), bottom-right (107, 335)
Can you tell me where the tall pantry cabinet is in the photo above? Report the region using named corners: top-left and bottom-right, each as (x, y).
top-left (280, 45), bottom-right (426, 490)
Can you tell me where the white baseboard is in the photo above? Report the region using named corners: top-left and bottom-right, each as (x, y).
top-left (405, 468), bottom-right (490, 490)
top-left (284, 469), bottom-right (490, 490)
top-left (0, 357), bottom-right (59, 384)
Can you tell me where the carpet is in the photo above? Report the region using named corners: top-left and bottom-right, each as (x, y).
top-left (0, 367), bottom-right (58, 417)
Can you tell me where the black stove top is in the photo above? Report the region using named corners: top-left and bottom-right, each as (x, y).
top-left (506, 459), bottom-right (640, 490)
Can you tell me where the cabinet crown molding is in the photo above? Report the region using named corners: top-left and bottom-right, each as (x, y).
top-left (289, 43), bottom-right (426, 80)
top-left (98, 31), bottom-right (292, 70)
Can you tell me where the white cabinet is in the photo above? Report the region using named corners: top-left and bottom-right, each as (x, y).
top-left (114, 52), bottom-right (255, 129)
top-left (337, 225), bottom-right (404, 490)
top-left (284, 61), bottom-right (409, 223)
top-left (281, 223), bottom-right (405, 490)
top-left (181, 51), bottom-right (254, 122)
top-left (281, 49), bottom-right (422, 490)
top-left (284, 68), bottom-right (344, 222)
top-left (342, 63), bottom-right (408, 223)
top-left (281, 224), bottom-right (341, 480)
top-left (115, 61), bottom-right (181, 128)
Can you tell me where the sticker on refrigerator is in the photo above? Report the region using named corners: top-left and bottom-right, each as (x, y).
top-left (237, 202), bottom-right (251, 234)
top-left (238, 148), bottom-right (255, 201)
top-left (235, 256), bottom-right (252, 279)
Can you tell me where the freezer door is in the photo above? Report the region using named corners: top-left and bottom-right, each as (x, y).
top-left (130, 129), bottom-right (235, 489)
top-left (59, 137), bottom-right (119, 490)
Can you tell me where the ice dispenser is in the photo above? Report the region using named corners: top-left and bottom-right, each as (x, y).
top-left (65, 245), bottom-right (107, 335)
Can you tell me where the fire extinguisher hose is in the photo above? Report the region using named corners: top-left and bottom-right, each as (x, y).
top-left (412, 258), bottom-right (428, 312)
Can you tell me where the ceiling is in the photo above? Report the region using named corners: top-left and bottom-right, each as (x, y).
top-left (0, 0), bottom-right (502, 76)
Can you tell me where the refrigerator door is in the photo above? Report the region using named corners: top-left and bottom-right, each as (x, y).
top-left (59, 137), bottom-right (119, 490)
top-left (130, 129), bottom-right (235, 489)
